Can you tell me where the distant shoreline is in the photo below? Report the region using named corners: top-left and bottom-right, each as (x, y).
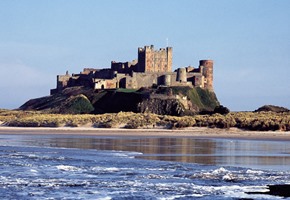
top-left (0, 126), bottom-right (290, 141)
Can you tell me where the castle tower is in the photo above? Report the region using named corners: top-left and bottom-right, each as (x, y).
top-left (199, 60), bottom-right (213, 91)
top-left (137, 45), bottom-right (151, 72)
top-left (162, 74), bottom-right (171, 86)
top-left (176, 68), bottom-right (187, 82)
top-left (166, 47), bottom-right (172, 72)
top-left (137, 45), bottom-right (172, 73)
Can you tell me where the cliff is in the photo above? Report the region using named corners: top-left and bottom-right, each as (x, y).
top-left (20, 86), bottom-right (219, 116)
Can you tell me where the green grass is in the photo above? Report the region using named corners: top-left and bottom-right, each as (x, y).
top-left (196, 87), bottom-right (219, 109)
top-left (63, 94), bottom-right (94, 114)
top-left (171, 86), bottom-right (219, 111)
top-left (117, 88), bottom-right (138, 93)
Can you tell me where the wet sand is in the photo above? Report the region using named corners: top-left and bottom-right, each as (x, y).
top-left (0, 126), bottom-right (289, 141)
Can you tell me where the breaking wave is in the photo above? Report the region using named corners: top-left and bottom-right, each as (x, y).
top-left (0, 145), bottom-right (290, 199)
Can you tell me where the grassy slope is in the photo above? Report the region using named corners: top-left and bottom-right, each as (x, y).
top-left (170, 86), bottom-right (219, 111)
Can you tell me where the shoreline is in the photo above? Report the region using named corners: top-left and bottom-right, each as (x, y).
top-left (0, 126), bottom-right (290, 141)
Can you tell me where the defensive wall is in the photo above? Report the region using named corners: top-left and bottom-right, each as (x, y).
top-left (51, 45), bottom-right (213, 95)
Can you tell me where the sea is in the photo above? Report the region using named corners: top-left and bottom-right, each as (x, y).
top-left (0, 133), bottom-right (290, 199)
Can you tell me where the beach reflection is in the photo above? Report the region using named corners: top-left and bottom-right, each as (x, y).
top-left (21, 135), bottom-right (290, 170)
top-left (43, 137), bottom-right (216, 164)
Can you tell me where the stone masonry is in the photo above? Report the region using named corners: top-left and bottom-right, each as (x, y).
top-left (50, 45), bottom-right (213, 95)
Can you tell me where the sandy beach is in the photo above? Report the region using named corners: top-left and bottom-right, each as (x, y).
top-left (0, 126), bottom-right (289, 141)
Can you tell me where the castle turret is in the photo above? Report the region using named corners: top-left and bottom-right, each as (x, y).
top-left (176, 68), bottom-right (187, 83)
top-left (162, 74), bottom-right (171, 86)
top-left (199, 60), bottom-right (213, 91)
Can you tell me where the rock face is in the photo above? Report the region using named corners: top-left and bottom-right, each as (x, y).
top-left (20, 86), bottom-right (220, 116)
top-left (138, 98), bottom-right (184, 116)
top-left (247, 184), bottom-right (290, 198)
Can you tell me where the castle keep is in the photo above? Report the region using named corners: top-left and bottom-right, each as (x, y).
top-left (110, 45), bottom-right (172, 74)
top-left (51, 45), bottom-right (213, 95)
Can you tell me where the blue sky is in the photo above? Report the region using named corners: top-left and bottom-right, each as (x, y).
top-left (0, 0), bottom-right (289, 111)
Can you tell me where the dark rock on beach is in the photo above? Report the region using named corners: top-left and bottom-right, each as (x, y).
top-left (254, 105), bottom-right (289, 113)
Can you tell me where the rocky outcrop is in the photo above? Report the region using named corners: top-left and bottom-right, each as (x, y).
top-left (20, 87), bottom-right (93, 113)
top-left (247, 184), bottom-right (290, 198)
top-left (254, 105), bottom-right (289, 113)
top-left (20, 86), bottom-right (220, 116)
top-left (138, 98), bottom-right (185, 116)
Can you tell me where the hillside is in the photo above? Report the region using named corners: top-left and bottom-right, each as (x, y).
top-left (20, 86), bottom-right (220, 116)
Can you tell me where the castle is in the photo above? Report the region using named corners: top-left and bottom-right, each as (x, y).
top-left (50, 45), bottom-right (213, 95)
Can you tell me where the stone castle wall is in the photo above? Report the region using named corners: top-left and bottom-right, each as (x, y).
top-left (117, 71), bottom-right (195, 90)
top-left (51, 45), bottom-right (214, 95)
